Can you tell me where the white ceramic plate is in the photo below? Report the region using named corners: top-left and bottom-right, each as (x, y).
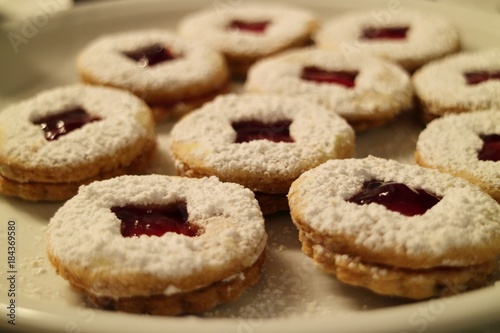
top-left (1, 1), bottom-right (500, 332)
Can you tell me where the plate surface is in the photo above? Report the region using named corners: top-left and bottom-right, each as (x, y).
top-left (0, 1), bottom-right (500, 333)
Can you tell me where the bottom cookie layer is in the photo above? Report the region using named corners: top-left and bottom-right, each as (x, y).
top-left (254, 192), bottom-right (289, 215)
top-left (149, 84), bottom-right (230, 122)
top-left (299, 231), bottom-right (497, 300)
top-left (80, 251), bottom-right (265, 316)
top-left (0, 139), bottom-right (156, 201)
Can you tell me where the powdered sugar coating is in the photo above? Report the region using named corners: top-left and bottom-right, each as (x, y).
top-left (47, 175), bottom-right (267, 297)
top-left (170, 94), bottom-right (354, 192)
top-left (412, 49), bottom-right (500, 116)
top-left (178, 4), bottom-right (316, 58)
top-left (314, 10), bottom-right (459, 71)
top-left (245, 48), bottom-right (413, 120)
top-left (416, 110), bottom-right (500, 198)
top-left (0, 84), bottom-right (152, 182)
top-left (288, 156), bottom-right (500, 268)
top-left (77, 29), bottom-right (227, 101)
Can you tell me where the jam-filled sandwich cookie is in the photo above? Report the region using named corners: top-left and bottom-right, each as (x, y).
top-left (77, 29), bottom-right (229, 122)
top-left (413, 49), bottom-right (500, 122)
top-left (178, 4), bottom-right (317, 77)
top-left (47, 175), bottom-right (267, 315)
top-left (289, 156), bottom-right (500, 299)
top-left (170, 94), bottom-right (354, 215)
top-left (314, 10), bottom-right (459, 72)
top-left (0, 85), bottom-right (156, 201)
top-left (245, 48), bottom-right (413, 131)
top-left (416, 110), bottom-right (500, 202)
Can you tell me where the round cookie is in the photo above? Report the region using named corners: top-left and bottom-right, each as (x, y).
top-left (0, 85), bottom-right (156, 201)
top-left (170, 94), bottom-right (355, 215)
top-left (47, 175), bottom-right (267, 315)
top-left (245, 48), bottom-right (413, 131)
top-left (412, 49), bottom-right (500, 122)
top-left (288, 156), bottom-right (500, 299)
top-left (415, 109), bottom-right (500, 202)
top-left (178, 4), bottom-right (317, 77)
top-left (314, 10), bottom-right (459, 72)
top-left (77, 29), bottom-right (229, 121)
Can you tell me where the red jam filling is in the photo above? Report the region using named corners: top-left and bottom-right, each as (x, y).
top-left (232, 120), bottom-right (294, 143)
top-left (464, 71), bottom-right (500, 85)
top-left (228, 20), bottom-right (270, 33)
top-left (478, 134), bottom-right (500, 161)
top-left (124, 43), bottom-right (176, 67)
top-left (33, 107), bottom-right (101, 141)
top-left (301, 66), bottom-right (358, 88)
top-left (361, 27), bottom-right (409, 40)
top-left (347, 180), bottom-right (441, 216)
top-left (111, 202), bottom-right (201, 238)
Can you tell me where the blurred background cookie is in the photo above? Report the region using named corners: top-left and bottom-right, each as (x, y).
top-left (245, 48), bottom-right (413, 131)
top-left (77, 29), bottom-right (229, 122)
top-left (178, 3), bottom-right (317, 77)
top-left (314, 10), bottom-right (459, 72)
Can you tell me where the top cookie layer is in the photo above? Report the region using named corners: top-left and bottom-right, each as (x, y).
top-left (288, 156), bottom-right (500, 269)
top-left (0, 84), bottom-right (154, 183)
top-left (245, 48), bottom-right (413, 123)
top-left (77, 29), bottom-right (229, 104)
top-left (47, 175), bottom-right (267, 297)
top-left (170, 94), bottom-right (355, 193)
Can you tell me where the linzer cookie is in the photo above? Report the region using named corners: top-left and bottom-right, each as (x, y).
top-left (178, 4), bottom-right (317, 77)
top-left (169, 94), bottom-right (355, 215)
top-left (314, 10), bottom-right (459, 72)
top-left (416, 110), bottom-right (500, 202)
top-left (46, 175), bottom-right (267, 315)
top-left (288, 156), bottom-right (500, 299)
top-left (245, 48), bottom-right (413, 131)
top-left (77, 29), bottom-right (229, 121)
top-left (0, 85), bottom-right (156, 201)
top-left (412, 49), bottom-right (500, 122)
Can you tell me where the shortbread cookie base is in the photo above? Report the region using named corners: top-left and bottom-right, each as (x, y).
top-left (226, 37), bottom-right (312, 78)
top-left (0, 139), bottom-right (156, 201)
top-left (300, 231), bottom-right (496, 299)
top-left (175, 161), bottom-right (289, 215)
top-left (254, 192), bottom-right (289, 215)
top-left (149, 84), bottom-right (230, 122)
top-left (345, 115), bottom-right (397, 132)
top-left (172, 139), bottom-right (354, 195)
top-left (79, 67), bottom-right (229, 109)
top-left (74, 252), bottom-right (265, 315)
